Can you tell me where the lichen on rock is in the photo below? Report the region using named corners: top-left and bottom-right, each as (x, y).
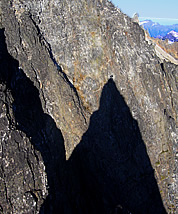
top-left (0, 0), bottom-right (177, 213)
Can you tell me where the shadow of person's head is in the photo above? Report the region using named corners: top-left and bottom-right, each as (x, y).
top-left (68, 78), bottom-right (166, 214)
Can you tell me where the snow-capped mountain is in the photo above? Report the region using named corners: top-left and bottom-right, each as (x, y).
top-left (139, 20), bottom-right (178, 41)
top-left (139, 20), bottom-right (159, 29)
top-left (163, 31), bottom-right (178, 43)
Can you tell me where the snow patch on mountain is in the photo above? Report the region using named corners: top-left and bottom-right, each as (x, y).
top-left (139, 20), bottom-right (149, 25)
top-left (168, 30), bottom-right (178, 38)
top-left (152, 23), bottom-right (158, 27)
top-left (163, 30), bottom-right (178, 42)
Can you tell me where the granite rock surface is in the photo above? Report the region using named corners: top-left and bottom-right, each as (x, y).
top-left (0, 0), bottom-right (177, 213)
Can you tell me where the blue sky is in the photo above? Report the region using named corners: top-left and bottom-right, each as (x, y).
top-left (112, 0), bottom-right (178, 25)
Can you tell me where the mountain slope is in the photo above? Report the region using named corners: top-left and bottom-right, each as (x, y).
top-left (0, 0), bottom-right (177, 213)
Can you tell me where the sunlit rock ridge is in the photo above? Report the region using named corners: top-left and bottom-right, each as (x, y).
top-left (0, 0), bottom-right (177, 213)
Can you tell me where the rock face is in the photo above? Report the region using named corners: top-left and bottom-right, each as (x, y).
top-left (0, 0), bottom-right (177, 213)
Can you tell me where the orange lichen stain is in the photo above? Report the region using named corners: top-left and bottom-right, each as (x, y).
top-left (105, 56), bottom-right (109, 63)
top-left (109, 60), bottom-right (114, 67)
top-left (90, 31), bottom-right (96, 38)
top-left (75, 84), bottom-right (80, 92)
top-left (74, 72), bottom-right (86, 88)
top-left (73, 60), bottom-right (82, 76)
top-left (73, 76), bottom-right (76, 84)
top-left (73, 59), bottom-right (81, 84)
top-left (73, 78), bottom-right (92, 113)
top-left (68, 102), bottom-right (72, 108)
top-left (74, 59), bottom-right (80, 68)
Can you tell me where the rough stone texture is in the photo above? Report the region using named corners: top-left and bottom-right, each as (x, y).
top-left (0, 0), bottom-right (177, 213)
top-left (0, 28), bottom-right (71, 213)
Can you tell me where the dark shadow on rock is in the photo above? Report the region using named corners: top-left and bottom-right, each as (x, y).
top-left (67, 78), bottom-right (167, 214)
top-left (1, 27), bottom-right (166, 214)
top-left (0, 28), bottom-right (70, 214)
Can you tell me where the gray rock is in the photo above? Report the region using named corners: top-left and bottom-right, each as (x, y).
top-left (0, 0), bottom-right (177, 213)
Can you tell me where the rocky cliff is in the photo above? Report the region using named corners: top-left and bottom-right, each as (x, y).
top-left (0, 0), bottom-right (177, 213)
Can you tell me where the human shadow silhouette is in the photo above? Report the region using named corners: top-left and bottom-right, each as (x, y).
top-left (1, 27), bottom-right (166, 214)
top-left (67, 78), bottom-right (167, 214)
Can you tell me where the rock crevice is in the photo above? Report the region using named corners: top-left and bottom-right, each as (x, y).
top-left (0, 0), bottom-right (177, 213)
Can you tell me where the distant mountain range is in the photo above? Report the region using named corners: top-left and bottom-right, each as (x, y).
top-left (163, 31), bottom-right (178, 43)
top-left (139, 20), bottom-right (178, 42)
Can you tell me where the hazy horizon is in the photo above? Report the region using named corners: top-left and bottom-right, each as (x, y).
top-left (112, 0), bottom-right (178, 25)
top-left (139, 17), bottom-right (178, 25)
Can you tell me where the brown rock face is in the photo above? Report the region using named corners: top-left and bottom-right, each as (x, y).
top-left (154, 38), bottom-right (178, 60)
top-left (0, 0), bottom-right (177, 213)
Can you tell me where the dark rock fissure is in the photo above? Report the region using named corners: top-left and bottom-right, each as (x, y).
top-left (160, 63), bottom-right (165, 72)
top-left (0, 27), bottom-right (167, 213)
